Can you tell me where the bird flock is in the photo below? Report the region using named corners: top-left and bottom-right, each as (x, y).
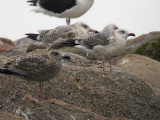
top-left (0, 0), bottom-right (135, 100)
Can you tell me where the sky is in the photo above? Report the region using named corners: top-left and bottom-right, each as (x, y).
top-left (0, 0), bottom-right (160, 40)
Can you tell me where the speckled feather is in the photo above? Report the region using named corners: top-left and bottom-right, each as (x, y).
top-left (36, 22), bottom-right (93, 44)
top-left (76, 32), bottom-right (110, 49)
top-left (39, 25), bottom-right (75, 44)
top-left (2, 54), bottom-right (61, 82)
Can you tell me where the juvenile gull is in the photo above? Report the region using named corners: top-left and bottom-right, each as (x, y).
top-left (62, 28), bottom-right (135, 71)
top-left (102, 24), bottom-right (119, 36)
top-left (27, 0), bottom-right (94, 25)
top-left (26, 22), bottom-right (97, 46)
top-left (0, 50), bottom-right (70, 99)
top-left (48, 24), bottom-right (117, 51)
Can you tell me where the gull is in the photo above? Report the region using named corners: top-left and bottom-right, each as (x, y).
top-left (48, 24), bottom-right (118, 53)
top-left (25, 21), bottom-right (98, 46)
top-left (27, 0), bottom-right (94, 25)
top-left (61, 28), bottom-right (135, 71)
top-left (0, 50), bottom-right (70, 100)
top-left (102, 24), bottom-right (119, 36)
top-left (85, 24), bottom-right (119, 56)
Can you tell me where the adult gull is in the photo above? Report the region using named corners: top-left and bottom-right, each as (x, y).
top-left (27, 0), bottom-right (94, 25)
top-left (61, 28), bottom-right (135, 71)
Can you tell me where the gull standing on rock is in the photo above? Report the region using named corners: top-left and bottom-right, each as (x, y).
top-left (0, 50), bottom-right (70, 100)
top-left (62, 28), bottom-right (135, 71)
top-left (27, 0), bottom-right (94, 25)
top-left (25, 22), bottom-right (98, 46)
top-left (49, 24), bottom-right (118, 52)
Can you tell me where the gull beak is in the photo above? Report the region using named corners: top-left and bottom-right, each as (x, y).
top-left (89, 29), bottom-right (99, 33)
top-left (128, 33), bottom-right (135, 36)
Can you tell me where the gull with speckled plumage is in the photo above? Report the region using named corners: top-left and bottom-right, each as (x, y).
top-left (0, 50), bottom-right (70, 100)
top-left (25, 21), bottom-right (97, 46)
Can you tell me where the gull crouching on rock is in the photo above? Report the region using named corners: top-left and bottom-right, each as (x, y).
top-left (0, 50), bottom-right (70, 100)
top-left (25, 22), bottom-right (98, 47)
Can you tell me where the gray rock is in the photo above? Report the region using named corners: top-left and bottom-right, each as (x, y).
top-left (0, 50), bottom-right (159, 120)
top-left (14, 37), bottom-right (34, 48)
top-left (125, 31), bottom-right (160, 54)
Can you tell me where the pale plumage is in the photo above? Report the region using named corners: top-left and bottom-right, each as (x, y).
top-left (61, 27), bottom-right (135, 71)
top-left (27, 0), bottom-right (94, 24)
top-left (79, 29), bottom-right (135, 71)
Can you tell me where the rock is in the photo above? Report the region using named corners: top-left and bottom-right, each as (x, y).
top-left (125, 31), bottom-right (160, 54)
top-left (58, 47), bottom-right (98, 60)
top-left (0, 111), bottom-right (25, 120)
top-left (0, 37), bottom-right (34, 57)
top-left (0, 101), bottom-right (4, 109)
top-left (112, 54), bottom-right (160, 96)
top-left (135, 37), bottom-right (160, 62)
top-left (0, 51), bottom-right (159, 120)
top-left (0, 37), bottom-right (15, 52)
top-left (1, 46), bottom-right (27, 57)
top-left (26, 42), bottom-right (46, 53)
top-left (14, 37), bottom-right (34, 48)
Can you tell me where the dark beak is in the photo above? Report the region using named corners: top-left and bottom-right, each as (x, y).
top-left (63, 55), bottom-right (71, 60)
top-left (89, 29), bottom-right (99, 33)
top-left (128, 33), bottom-right (135, 36)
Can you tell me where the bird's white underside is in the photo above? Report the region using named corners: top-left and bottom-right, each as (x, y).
top-left (33, 0), bottom-right (94, 18)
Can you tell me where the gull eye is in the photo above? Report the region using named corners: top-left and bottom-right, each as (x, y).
top-left (50, 51), bottom-right (59, 56)
top-left (120, 30), bottom-right (125, 34)
top-left (82, 24), bottom-right (89, 29)
top-left (114, 27), bottom-right (118, 30)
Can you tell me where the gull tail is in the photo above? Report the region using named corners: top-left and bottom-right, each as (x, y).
top-left (0, 68), bottom-right (20, 75)
top-left (27, 0), bottom-right (38, 6)
top-left (25, 33), bottom-right (39, 40)
top-left (61, 39), bottom-right (79, 46)
top-left (48, 39), bottom-right (79, 50)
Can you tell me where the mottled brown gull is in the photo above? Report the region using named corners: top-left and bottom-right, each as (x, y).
top-left (25, 21), bottom-right (98, 46)
top-left (0, 50), bottom-right (70, 99)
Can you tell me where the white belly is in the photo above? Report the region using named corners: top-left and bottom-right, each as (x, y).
top-left (93, 43), bottom-right (125, 59)
top-left (34, 0), bottom-right (94, 18)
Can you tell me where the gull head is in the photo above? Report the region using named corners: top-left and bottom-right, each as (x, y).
top-left (103, 24), bottom-right (119, 33)
top-left (37, 30), bottom-right (50, 40)
top-left (115, 29), bottom-right (135, 40)
top-left (48, 50), bottom-right (71, 60)
top-left (73, 22), bottom-right (98, 34)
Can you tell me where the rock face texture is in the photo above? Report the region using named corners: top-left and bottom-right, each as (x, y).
top-left (135, 37), bottom-right (160, 62)
top-left (113, 54), bottom-right (160, 96)
top-left (0, 37), bottom-right (15, 52)
top-left (0, 50), bottom-right (160, 120)
top-left (125, 31), bottom-right (160, 54)
top-left (0, 111), bottom-right (25, 120)
top-left (0, 31), bottom-right (160, 120)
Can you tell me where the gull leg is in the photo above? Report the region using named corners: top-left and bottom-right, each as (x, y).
top-left (86, 52), bottom-right (89, 56)
top-left (66, 18), bottom-right (71, 25)
top-left (109, 59), bottom-right (112, 72)
top-left (101, 57), bottom-right (105, 71)
top-left (39, 82), bottom-right (44, 100)
top-left (34, 84), bottom-right (39, 98)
